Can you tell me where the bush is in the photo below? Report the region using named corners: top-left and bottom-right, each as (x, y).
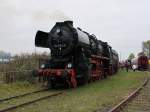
top-left (0, 52), bottom-right (49, 84)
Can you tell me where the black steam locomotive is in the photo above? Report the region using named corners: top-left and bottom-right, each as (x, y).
top-left (35, 21), bottom-right (119, 88)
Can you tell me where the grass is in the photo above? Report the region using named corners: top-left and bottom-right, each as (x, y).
top-left (0, 90), bottom-right (57, 109)
top-left (0, 81), bottom-right (44, 99)
top-left (8, 70), bottom-right (150, 112)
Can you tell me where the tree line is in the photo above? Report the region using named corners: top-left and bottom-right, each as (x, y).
top-left (128, 40), bottom-right (150, 60)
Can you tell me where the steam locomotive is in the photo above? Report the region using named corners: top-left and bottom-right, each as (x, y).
top-left (35, 21), bottom-right (119, 88)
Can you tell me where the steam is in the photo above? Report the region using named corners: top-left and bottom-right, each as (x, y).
top-left (32, 10), bottom-right (72, 23)
top-left (50, 10), bottom-right (71, 21)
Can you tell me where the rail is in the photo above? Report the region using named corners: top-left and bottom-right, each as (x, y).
top-left (0, 91), bottom-right (63, 112)
top-left (107, 78), bottom-right (149, 112)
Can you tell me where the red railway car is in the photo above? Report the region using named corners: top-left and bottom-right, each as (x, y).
top-left (131, 55), bottom-right (148, 70)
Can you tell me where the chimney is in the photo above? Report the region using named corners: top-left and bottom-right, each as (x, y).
top-left (64, 20), bottom-right (73, 26)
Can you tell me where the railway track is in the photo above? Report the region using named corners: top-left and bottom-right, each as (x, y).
top-left (0, 89), bottom-right (48, 102)
top-left (108, 78), bottom-right (150, 112)
top-left (0, 89), bottom-right (63, 112)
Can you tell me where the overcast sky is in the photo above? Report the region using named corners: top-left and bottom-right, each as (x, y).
top-left (0, 0), bottom-right (150, 59)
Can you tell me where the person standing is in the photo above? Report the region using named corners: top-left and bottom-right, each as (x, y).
top-left (125, 61), bottom-right (129, 72)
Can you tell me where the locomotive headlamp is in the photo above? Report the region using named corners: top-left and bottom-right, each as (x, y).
top-left (67, 63), bottom-right (72, 68)
top-left (41, 64), bottom-right (45, 69)
top-left (56, 28), bottom-right (61, 33)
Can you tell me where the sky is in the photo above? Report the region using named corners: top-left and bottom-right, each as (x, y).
top-left (0, 0), bottom-right (150, 60)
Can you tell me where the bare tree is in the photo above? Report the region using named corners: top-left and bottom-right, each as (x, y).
top-left (142, 40), bottom-right (150, 58)
top-left (128, 53), bottom-right (135, 60)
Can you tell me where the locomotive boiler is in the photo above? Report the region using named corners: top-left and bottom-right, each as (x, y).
top-left (35, 21), bottom-right (119, 88)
